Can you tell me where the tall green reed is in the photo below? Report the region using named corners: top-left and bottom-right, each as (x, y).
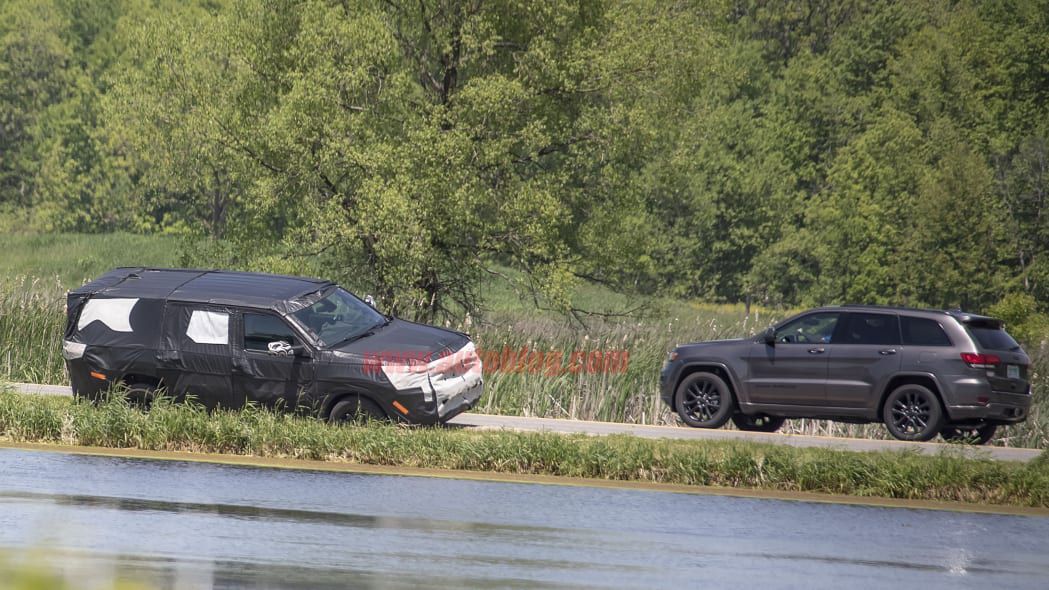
top-left (0, 277), bottom-right (66, 385)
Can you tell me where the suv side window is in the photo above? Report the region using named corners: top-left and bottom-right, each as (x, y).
top-left (166, 304), bottom-right (231, 352)
top-left (901, 316), bottom-right (952, 346)
top-left (775, 312), bottom-right (840, 344)
top-left (243, 313), bottom-right (299, 352)
top-left (834, 313), bottom-right (900, 345)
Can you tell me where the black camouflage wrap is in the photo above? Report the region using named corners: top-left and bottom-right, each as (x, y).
top-left (63, 268), bottom-right (482, 423)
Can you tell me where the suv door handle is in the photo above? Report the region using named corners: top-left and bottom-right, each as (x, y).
top-left (808, 348), bottom-right (825, 354)
top-left (879, 349), bottom-right (897, 355)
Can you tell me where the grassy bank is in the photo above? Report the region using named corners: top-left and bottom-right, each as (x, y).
top-left (1, 232), bottom-right (1047, 447)
top-left (1, 391), bottom-right (1048, 508)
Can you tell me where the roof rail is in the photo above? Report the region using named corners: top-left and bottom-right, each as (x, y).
top-left (839, 303), bottom-right (950, 314)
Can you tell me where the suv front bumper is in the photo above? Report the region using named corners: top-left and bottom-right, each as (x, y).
top-left (437, 380), bottom-right (483, 423)
top-left (659, 360), bottom-right (681, 406)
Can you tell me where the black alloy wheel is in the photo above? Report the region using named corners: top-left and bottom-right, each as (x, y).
top-left (674, 372), bottom-right (735, 429)
top-left (883, 384), bottom-right (944, 442)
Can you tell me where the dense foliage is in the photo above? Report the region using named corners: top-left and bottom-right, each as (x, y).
top-left (2, 0), bottom-right (1048, 318)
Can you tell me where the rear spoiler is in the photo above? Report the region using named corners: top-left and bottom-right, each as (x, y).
top-left (948, 311), bottom-right (1004, 329)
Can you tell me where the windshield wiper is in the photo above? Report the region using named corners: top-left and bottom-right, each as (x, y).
top-left (328, 319), bottom-right (389, 349)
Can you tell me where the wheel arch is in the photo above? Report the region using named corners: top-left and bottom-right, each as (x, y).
top-left (320, 390), bottom-right (387, 420)
top-left (877, 373), bottom-right (944, 421)
top-left (122, 373), bottom-right (163, 389)
top-left (674, 362), bottom-right (739, 406)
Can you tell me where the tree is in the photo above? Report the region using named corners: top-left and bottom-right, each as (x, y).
top-left (103, 1), bottom-right (246, 238)
top-left (803, 108), bottom-right (927, 306)
top-left (107, 0), bottom-right (674, 320)
top-left (0, 0), bottom-right (75, 207)
top-left (1000, 133), bottom-right (1049, 301)
top-left (903, 124), bottom-right (1008, 309)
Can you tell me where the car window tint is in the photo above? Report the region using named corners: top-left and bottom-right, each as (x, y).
top-left (969, 326), bottom-right (1021, 351)
top-left (835, 313), bottom-right (900, 345)
top-left (775, 312), bottom-right (840, 344)
top-left (901, 316), bottom-right (951, 347)
top-left (244, 313), bottom-right (298, 352)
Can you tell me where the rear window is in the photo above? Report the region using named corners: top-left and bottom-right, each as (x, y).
top-left (969, 326), bottom-right (1021, 351)
top-left (901, 316), bottom-right (951, 347)
top-left (834, 313), bottom-right (900, 345)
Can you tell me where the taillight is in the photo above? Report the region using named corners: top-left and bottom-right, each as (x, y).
top-left (961, 352), bottom-right (1001, 369)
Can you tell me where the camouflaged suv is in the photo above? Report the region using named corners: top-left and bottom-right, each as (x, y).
top-left (64, 268), bottom-right (483, 425)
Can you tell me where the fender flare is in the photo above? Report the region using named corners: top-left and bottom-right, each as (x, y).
top-left (319, 389), bottom-right (385, 419)
top-left (877, 372), bottom-right (946, 419)
top-left (673, 361), bottom-right (743, 404)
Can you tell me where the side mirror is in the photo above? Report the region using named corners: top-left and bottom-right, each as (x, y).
top-left (762, 327), bottom-right (776, 345)
top-left (268, 340), bottom-right (293, 356)
top-left (267, 341), bottom-right (312, 358)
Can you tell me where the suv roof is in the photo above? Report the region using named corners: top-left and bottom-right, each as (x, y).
top-left (70, 267), bottom-right (333, 310)
top-left (827, 304), bottom-right (1002, 326)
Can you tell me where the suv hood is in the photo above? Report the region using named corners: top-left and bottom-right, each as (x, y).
top-left (679, 338), bottom-right (747, 350)
top-left (330, 318), bottom-right (469, 359)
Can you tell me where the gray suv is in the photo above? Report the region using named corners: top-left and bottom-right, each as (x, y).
top-left (659, 305), bottom-right (1031, 443)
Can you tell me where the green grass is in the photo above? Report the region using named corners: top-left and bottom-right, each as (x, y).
top-left (1, 391), bottom-right (1048, 507)
top-left (0, 233), bottom-right (185, 289)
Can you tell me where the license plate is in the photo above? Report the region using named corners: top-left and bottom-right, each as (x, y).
top-left (1008, 365), bottom-right (1020, 379)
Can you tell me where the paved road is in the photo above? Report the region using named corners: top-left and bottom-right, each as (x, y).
top-left (9, 382), bottom-right (1043, 462)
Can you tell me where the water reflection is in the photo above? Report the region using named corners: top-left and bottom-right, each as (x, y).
top-left (6, 547), bottom-right (586, 589)
top-left (0, 449), bottom-right (1047, 589)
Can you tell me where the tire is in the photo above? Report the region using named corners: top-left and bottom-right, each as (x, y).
top-left (329, 396), bottom-right (386, 424)
top-left (674, 372), bottom-right (735, 429)
top-left (72, 386), bottom-right (103, 404)
top-left (940, 424), bottom-right (997, 445)
top-left (731, 413), bottom-right (786, 433)
top-left (125, 382), bottom-right (157, 409)
top-left (882, 384), bottom-right (944, 442)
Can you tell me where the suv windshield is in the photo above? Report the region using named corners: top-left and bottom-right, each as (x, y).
top-left (290, 288), bottom-right (385, 347)
top-left (968, 325), bottom-right (1021, 351)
